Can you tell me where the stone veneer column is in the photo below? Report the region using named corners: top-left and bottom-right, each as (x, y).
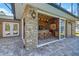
top-left (23, 5), bottom-right (38, 50)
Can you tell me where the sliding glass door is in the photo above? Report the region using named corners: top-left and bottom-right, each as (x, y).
top-left (59, 19), bottom-right (66, 39)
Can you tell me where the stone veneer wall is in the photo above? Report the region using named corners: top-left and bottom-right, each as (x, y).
top-left (23, 5), bottom-right (38, 50)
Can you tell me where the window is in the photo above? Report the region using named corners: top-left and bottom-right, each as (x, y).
top-left (0, 3), bottom-right (13, 16)
top-left (73, 3), bottom-right (78, 16)
top-left (38, 13), bottom-right (49, 30)
top-left (56, 3), bottom-right (61, 6)
top-left (60, 19), bottom-right (65, 38)
top-left (56, 3), bottom-right (79, 16)
top-left (13, 23), bottom-right (19, 35)
top-left (60, 20), bottom-right (64, 33)
top-left (13, 24), bottom-right (18, 31)
top-left (3, 22), bottom-right (19, 37)
top-left (61, 3), bottom-right (72, 13)
top-left (5, 23), bottom-right (10, 32)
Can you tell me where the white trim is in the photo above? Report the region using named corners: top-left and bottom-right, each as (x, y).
top-left (22, 18), bottom-right (23, 39)
top-left (21, 18), bottom-right (25, 45)
top-left (37, 38), bottom-right (66, 48)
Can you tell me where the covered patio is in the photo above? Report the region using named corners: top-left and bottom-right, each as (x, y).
top-left (38, 13), bottom-right (59, 45)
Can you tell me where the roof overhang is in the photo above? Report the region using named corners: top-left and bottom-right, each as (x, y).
top-left (14, 3), bottom-right (79, 21)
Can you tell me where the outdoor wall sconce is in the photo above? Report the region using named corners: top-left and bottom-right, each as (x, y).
top-left (31, 10), bottom-right (36, 19)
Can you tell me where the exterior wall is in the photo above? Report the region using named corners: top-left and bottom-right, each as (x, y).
top-left (67, 21), bottom-right (72, 37)
top-left (66, 20), bottom-right (75, 37)
top-left (0, 19), bottom-right (20, 38)
top-left (22, 5), bottom-right (38, 50)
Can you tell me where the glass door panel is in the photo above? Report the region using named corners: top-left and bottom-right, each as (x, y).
top-left (59, 19), bottom-right (65, 39)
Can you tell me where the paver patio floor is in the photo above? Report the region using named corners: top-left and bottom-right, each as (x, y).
top-left (0, 36), bottom-right (79, 56)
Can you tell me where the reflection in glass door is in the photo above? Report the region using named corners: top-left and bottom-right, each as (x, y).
top-left (59, 19), bottom-right (65, 39)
